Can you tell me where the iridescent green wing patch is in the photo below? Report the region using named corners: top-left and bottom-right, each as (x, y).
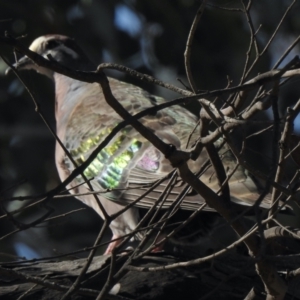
top-left (65, 128), bottom-right (142, 190)
top-left (96, 138), bottom-right (142, 189)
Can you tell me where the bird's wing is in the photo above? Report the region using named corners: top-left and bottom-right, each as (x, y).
top-left (62, 78), bottom-right (274, 211)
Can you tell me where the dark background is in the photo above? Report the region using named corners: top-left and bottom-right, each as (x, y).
top-left (0, 0), bottom-right (300, 261)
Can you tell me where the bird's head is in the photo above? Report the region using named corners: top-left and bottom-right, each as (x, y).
top-left (7, 34), bottom-right (94, 78)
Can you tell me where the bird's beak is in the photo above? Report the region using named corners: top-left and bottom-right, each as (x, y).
top-left (5, 55), bottom-right (34, 75)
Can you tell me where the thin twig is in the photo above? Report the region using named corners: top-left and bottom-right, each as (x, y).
top-left (245, 0), bottom-right (297, 77)
top-left (184, 0), bottom-right (208, 92)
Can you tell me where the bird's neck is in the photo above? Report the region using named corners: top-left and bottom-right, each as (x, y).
top-left (53, 72), bottom-right (89, 138)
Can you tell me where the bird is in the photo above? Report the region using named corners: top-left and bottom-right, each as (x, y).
top-left (8, 35), bottom-right (277, 254)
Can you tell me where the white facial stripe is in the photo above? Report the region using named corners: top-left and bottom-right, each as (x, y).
top-left (59, 44), bottom-right (79, 59)
top-left (29, 36), bottom-right (48, 52)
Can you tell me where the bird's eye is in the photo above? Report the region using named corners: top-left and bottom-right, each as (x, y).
top-left (46, 40), bottom-right (59, 49)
